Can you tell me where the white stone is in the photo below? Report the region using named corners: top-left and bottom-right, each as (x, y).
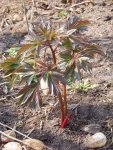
top-left (3, 142), bottom-right (22, 150)
top-left (13, 14), bottom-right (22, 22)
top-left (84, 132), bottom-right (107, 148)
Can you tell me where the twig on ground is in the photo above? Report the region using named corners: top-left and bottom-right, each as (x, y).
top-left (55, 0), bottom-right (93, 10)
top-left (0, 122), bottom-right (32, 140)
top-left (22, 0), bottom-right (30, 34)
top-left (0, 82), bottom-right (9, 86)
top-left (0, 130), bottom-right (24, 143)
top-left (0, 130), bottom-right (40, 150)
top-left (22, 146), bottom-right (28, 150)
top-left (24, 128), bottom-right (35, 139)
top-left (40, 121), bottom-right (43, 130)
top-left (70, 0), bottom-right (93, 8)
top-left (0, 130), bottom-right (51, 150)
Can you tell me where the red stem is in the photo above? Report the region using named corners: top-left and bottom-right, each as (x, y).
top-left (47, 40), bottom-right (56, 64)
top-left (62, 84), bottom-right (67, 118)
top-left (61, 114), bottom-right (73, 128)
top-left (37, 92), bottom-right (42, 108)
top-left (57, 91), bottom-right (65, 125)
top-left (54, 43), bottom-right (60, 52)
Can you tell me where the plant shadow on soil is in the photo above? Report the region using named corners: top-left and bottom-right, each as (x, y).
top-left (0, 32), bottom-right (26, 52)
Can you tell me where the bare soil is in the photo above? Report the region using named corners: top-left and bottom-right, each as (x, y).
top-left (0, 0), bottom-right (113, 150)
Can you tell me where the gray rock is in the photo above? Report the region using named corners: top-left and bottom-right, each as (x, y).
top-left (82, 124), bottom-right (101, 134)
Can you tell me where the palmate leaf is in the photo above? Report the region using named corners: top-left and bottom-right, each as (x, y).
top-left (61, 38), bottom-right (73, 49)
top-left (64, 29), bottom-right (77, 37)
top-left (18, 83), bottom-right (37, 95)
top-left (20, 73), bottom-right (38, 86)
top-left (64, 54), bottom-right (92, 80)
top-left (65, 65), bottom-right (75, 78)
top-left (17, 83), bottom-right (38, 105)
top-left (3, 62), bottom-right (19, 70)
top-left (1, 57), bottom-right (19, 68)
top-left (79, 60), bottom-right (92, 72)
top-left (13, 65), bottom-right (38, 85)
top-left (36, 26), bottom-right (57, 40)
top-left (65, 64), bottom-right (82, 80)
top-left (51, 71), bottom-right (66, 85)
top-left (68, 17), bottom-right (90, 30)
top-left (27, 74), bottom-right (38, 85)
top-left (82, 44), bottom-right (105, 58)
top-left (48, 28), bottom-right (57, 40)
top-left (1, 57), bottom-right (21, 78)
top-left (70, 35), bottom-right (90, 46)
top-left (60, 51), bottom-right (72, 62)
top-left (1, 57), bottom-right (21, 85)
top-left (10, 75), bottom-right (20, 88)
top-left (60, 37), bottom-right (105, 82)
top-left (16, 43), bottom-right (39, 56)
top-left (78, 57), bottom-right (92, 72)
top-left (14, 67), bottom-right (35, 74)
top-left (41, 70), bottom-right (66, 96)
top-left (18, 89), bottom-right (35, 105)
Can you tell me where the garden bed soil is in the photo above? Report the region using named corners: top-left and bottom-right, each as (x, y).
top-left (0, 0), bottom-right (113, 149)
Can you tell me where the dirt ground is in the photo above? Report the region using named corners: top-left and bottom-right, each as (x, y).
top-left (0, 0), bottom-right (113, 150)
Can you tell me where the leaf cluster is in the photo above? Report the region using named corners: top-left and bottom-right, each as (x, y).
top-left (76, 79), bottom-right (98, 92)
top-left (1, 16), bottom-right (105, 125)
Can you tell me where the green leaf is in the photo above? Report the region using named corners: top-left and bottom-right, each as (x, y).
top-left (6, 47), bottom-right (20, 56)
top-left (76, 79), bottom-right (99, 91)
top-left (18, 89), bottom-right (35, 105)
top-left (51, 71), bottom-right (66, 85)
top-left (61, 38), bottom-right (73, 49)
top-left (17, 83), bottom-right (37, 96)
top-left (58, 10), bottom-right (68, 18)
top-left (60, 51), bottom-right (72, 62)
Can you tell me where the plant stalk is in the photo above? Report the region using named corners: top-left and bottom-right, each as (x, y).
top-left (37, 92), bottom-right (42, 108)
top-left (63, 84), bottom-right (67, 117)
top-left (47, 40), bottom-right (56, 64)
top-left (57, 91), bottom-right (65, 124)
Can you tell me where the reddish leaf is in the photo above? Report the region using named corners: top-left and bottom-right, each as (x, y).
top-left (17, 44), bottom-right (37, 56)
